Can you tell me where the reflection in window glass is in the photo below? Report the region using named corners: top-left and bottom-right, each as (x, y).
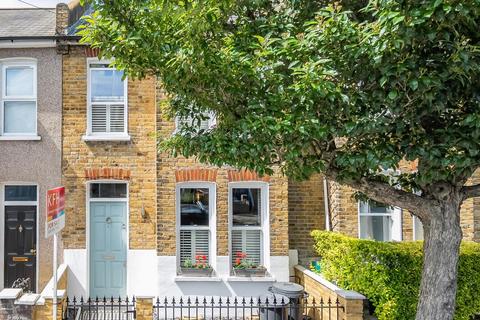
top-left (91, 69), bottom-right (124, 102)
top-left (4, 101), bottom-right (36, 134)
top-left (180, 188), bottom-right (209, 226)
top-left (359, 200), bottom-right (394, 241)
top-left (360, 216), bottom-right (392, 241)
top-left (90, 183), bottom-right (127, 198)
top-left (5, 185), bottom-right (37, 201)
top-left (414, 216), bottom-right (424, 240)
top-left (6, 67), bottom-right (34, 96)
top-left (232, 188), bottom-right (261, 226)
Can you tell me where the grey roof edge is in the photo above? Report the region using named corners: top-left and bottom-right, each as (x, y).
top-left (0, 35), bottom-right (81, 41)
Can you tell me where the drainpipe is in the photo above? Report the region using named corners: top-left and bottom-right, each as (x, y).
top-left (323, 177), bottom-right (332, 231)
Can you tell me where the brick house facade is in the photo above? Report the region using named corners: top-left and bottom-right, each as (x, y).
top-left (288, 172), bottom-right (480, 264)
top-left (58, 3), bottom-right (290, 298)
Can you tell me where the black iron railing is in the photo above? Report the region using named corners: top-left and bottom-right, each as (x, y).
top-left (153, 296), bottom-right (343, 320)
top-left (62, 296), bottom-right (136, 320)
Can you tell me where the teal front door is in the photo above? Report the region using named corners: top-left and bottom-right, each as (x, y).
top-left (90, 202), bottom-right (127, 298)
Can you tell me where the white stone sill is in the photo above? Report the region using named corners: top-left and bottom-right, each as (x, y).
top-left (226, 276), bottom-right (276, 282)
top-left (0, 135), bottom-right (41, 141)
top-left (174, 276), bottom-right (222, 282)
top-left (82, 134), bottom-right (131, 142)
top-left (294, 265), bottom-right (366, 300)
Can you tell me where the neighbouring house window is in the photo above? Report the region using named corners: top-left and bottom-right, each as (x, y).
top-left (87, 60), bottom-right (127, 137)
top-left (413, 215), bottom-right (424, 240)
top-left (177, 184), bottom-right (215, 271)
top-left (359, 200), bottom-right (402, 241)
top-left (230, 183), bottom-right (268, 270)
top-left (1, 60), bottom-right (37, 136)
top-left (175, 112), bottom-right (216, 133)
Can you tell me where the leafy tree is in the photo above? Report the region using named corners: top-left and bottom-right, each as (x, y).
top-left (80, 0), bottom-right (480, 319)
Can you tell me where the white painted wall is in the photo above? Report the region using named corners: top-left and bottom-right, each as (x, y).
top-left (64, 249), bottom-right (87, 297)
top-left (127, 250), bottom-right (157, 296)
top-left (156, 255), bottom-right (290, 297)
top-left (65, 250), bottom-right (290, 298)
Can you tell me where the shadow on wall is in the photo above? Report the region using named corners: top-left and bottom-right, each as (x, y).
top-left (176, 281), bottom-right (275, 297)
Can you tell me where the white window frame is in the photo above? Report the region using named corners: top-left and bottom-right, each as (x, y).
top-left (84, 58), bottom-right (129, 141)
top-left (0, 59), bottom-right (39, 140)
top-left (358, 200), bottom-right (402, 241)
top-left (174, 111), bottom-right (216, 135)
top-left (228, 181), bottom-right (270, 273)
top-left (175, 182), bottom-right (217, 274)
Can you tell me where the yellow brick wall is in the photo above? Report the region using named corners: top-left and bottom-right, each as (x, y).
top-left (288, 174), bottom-right (325, 262)
top-left (156, 85), bottom-right (289, 257)
top-left (61, 46), bottom-right (157, 249)
top-left (327, 173), bottom-right (480, 242)
top-left (294, 266), bottom-right (365, 320)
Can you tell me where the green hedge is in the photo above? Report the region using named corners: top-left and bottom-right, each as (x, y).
top-left (311, 231), bottom-right (480, 320)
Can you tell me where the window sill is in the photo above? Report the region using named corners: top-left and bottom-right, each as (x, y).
top-left (227, 276), bottom-right (276, 282)
top-left (174, 276), bottom-right (222, 282)
top-left (0, 135), bottom-right (41, 141)
top-left (82, 134), bottom-right (131, 142)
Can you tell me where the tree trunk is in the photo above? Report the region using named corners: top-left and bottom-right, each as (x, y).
top-left (415, 198), bottom-right (463, 320)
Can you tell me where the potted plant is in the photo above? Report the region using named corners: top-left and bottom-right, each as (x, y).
top-left (233, 252), bottom-right (267, 277)
top-left (180, 255), bottom-right (213, 276)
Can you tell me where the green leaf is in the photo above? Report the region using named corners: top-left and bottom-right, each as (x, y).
top-left (409, 80), bottom-right (418, 91)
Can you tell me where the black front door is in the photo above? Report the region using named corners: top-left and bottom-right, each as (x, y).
top-left (4, 206), bottom-right (36, 291)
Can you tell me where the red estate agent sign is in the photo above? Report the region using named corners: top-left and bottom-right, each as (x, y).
top-left (45, 186), bottom-right (65, 238)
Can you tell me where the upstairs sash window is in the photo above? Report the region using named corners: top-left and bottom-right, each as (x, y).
top-left (87, 60), bottom-right (127, 136)
top-left (1, 61), bottom-right (37, 135)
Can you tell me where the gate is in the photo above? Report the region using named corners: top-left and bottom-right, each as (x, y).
top-left (62, 297), bottom-right (136, 320)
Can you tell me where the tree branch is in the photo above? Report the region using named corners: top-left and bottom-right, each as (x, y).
top-left (325, 168), bottom-right (434, 221)
top-left (461, 184), bottom-right (480, 200)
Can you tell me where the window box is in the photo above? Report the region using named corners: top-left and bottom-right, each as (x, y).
top-left (233, 266), bottom-right (267, 277)
top-left (180, 267), bottom-right (214, 277)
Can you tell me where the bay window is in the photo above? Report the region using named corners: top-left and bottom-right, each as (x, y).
top-left (1, 60), bottom-right (37, 137)
top-left (229, 182), bottom-right (269, 272)
top-left (176, 183), bottom-right (216, 273)
top-left (359, 200), bottom-right (402, 241)
top-left (85, 59), bottom-right (128, 140)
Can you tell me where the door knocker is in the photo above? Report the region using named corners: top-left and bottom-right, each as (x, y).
top-left (18, 225), bottom-right (23, 233)
top-left (106, 217), bottom-right (112, 224)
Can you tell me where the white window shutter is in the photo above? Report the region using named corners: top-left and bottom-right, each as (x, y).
top-left (180, 230), bottom-right (210, 265)
top-left (232, 229), bottom-right (261, 265)
top-left (91, 105), bottom-right (107, 133)
top-left (109, 105), bottom-right (125, 133)
top-left (194, 230), bottom-right (210, 260)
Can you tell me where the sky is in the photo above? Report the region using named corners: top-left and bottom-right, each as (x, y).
top-left (0, 0), bottom-right (66, 9)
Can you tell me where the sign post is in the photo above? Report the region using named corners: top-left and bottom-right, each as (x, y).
top-left (46, 187), bottom-right (65, 320)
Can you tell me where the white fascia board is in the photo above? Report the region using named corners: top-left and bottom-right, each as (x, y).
top-left (0, 39), bottom-right (56, 49)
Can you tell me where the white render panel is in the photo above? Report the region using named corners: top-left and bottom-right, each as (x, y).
top-left (65, 252), bottom-right (289, 297)
top-left (157, 255), bottom-right (289, 297)
top-left (127, 250), bottom-right (157, 296)
top-left (64, 249), bottom-right (87, 298)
